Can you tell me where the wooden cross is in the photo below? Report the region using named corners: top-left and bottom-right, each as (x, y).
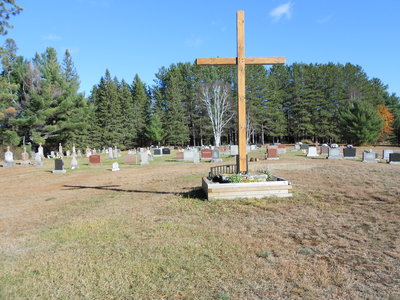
top-left (196, 10), bottom-right (285, 173)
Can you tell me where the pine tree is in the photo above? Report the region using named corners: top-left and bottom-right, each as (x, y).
top-left (339, 100), bottom-right (383, 145)
top-left (131, 74), bottom-right (148, 146)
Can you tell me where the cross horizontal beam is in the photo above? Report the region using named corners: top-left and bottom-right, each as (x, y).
top-left (196, 57), bottom-right (286, 65)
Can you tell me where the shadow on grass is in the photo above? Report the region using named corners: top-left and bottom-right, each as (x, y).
top-left (63, 184), bottom-right (207, 200)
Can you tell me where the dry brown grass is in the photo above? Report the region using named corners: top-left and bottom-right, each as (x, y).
top-left (1, 149), bottom-right (399, 299)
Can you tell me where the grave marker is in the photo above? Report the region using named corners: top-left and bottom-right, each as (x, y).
top-left (3, 146), bottom-right (15, 167)
top-left (112, 162), bottom-right (120, 171)
top-left (362, 151), bottom-right (378, 163)
top-left (267, 147), bottom-right (279, 160)
top-left (327, 147), bottom-right (342, 160)
top-left (343, 147), bottom-right (357, 159)
top-left (201, 149), bottom-right (212, 160)
top-left (383, 149), bottom-right (394, 161)
top-left (211, 149), bottom-right (222, 162)
top-left (307, 146), bottom-right (319, 157)
top-left (89, 155), bottom-right (101, 165)
top-left (389, 153), bottom-right (400, 164)
top-left (52, 158), bottom-right (66, 174)
top-left (162, 148), bottom-right (171, 155)
top-left (123, 154), bottom-right (137, 164)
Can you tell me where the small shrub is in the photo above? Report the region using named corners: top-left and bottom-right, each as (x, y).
top-left (228, 173), bottom-right (243, 183)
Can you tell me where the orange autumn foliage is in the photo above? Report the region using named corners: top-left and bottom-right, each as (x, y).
top-left (377, 104), bottom-right (394, 142)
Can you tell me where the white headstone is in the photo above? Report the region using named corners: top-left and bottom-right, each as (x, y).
top-left (108, 147), bottom-right (114, 159)
top-left (112, 162), bottom-right (120, 171)
top-left (71, 155), bottom-right (79, 169)
top-left (38, 144), bottom-right (44, 157)
top-left (34, 152), bottom-right (43, 166)
top-left (4, 146), bottom-right (13, 162)
top-left (230, 145), bottom-right (239, 156)
top-left (58, 143), bottom-right (63, 156)
top-left (140, 152), bottom-right (149, 165)
top-left (307, 146), bottom-right (319, 157)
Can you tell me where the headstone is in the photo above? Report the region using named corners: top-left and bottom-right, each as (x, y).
top-left (230, 145), bottom-right (239, 156)
top-left (267, 147), bottom-right (279, 160)
top-left (176, 152), bottom-right (184, 160)
top-left (77, 149), bottom-right (82, 158)
top-left (34, 152), bottom-right (43, 166)
top-left (112, 162), bottom-right (120, 171)
top-left (66, 150), bottom-right (71, 157)
top-left (86, 147), bottom-right (92, 158)
top-left (58, 143), bottom-right (63, 157)
top-left (294, 144), bottom-right (300, 151)
top-left (389, 153), bottom-right (400, 165)
top-left (201, 149), bottom-right (212, 160)
top-left (327, 147), bottom-right (342, 160)
top-left (21, 147), bottom-right (30, 165)
top-left (257, 144), bottom-right (262, 149)
top-left (72, 144), bottom-right (76, 155)
top-left (4, 146), bottom-right (16, 167)
top-left (108, 147), bottom-right (114, 159)
top-left (89, 155), bottom-right (101, 165)
top-left (162, 148), bottom-right (171, 155)
top-left (250, 145), bottom-right (256, 151)
top-left (123, 154), bottom-right (137, 164)
top-left (383, 149), bottom-right (394, 161)
top-left (320, 146), bottom-right (329, 155)
top-left (277, 144), bottom-right (286, 154)
top-left (183, 150), bottom-right (195, 161)
top-left (113, 147), bottom-right (118, 158)
top-left (193, 151), bottom-right (200, 164)
top-left (70, 155), bottom-right (79, 169)
top-left (362, 151), bottom-right (378, 163)
top-left (38, 144), bottom-right (44, 157)
top-left (153, 148), bottom-right (162, 156)
top-left (343, 147), bottom-right (357, 159)
top-left (211, 149), bottom-right (222, 162)
top-left (140, 152), bottom-right (149, 165)
top-left (52, 158), bottom-right (66, 174)
top-left (307, 146), bottom-right (319, 157)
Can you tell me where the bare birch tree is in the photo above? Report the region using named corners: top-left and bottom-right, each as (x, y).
top-left (199, 81), bottom-right (233, 146)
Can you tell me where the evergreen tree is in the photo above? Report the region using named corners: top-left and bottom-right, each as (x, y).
top-left (145, 110), bottom-right (164, 146)
top-left (339, 100), bottom-right (383, 145)
top-left (131, 74), bottom-right (148, 146)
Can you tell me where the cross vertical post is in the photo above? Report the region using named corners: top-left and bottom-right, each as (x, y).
top-left (236, 10), bottom-right (247, 173)
top-left (196, 10), bottom-right (285, 174)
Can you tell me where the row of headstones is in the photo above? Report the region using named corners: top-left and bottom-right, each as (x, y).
top-left (305, 146), bottom-right (400, 164)
top-left (52, 151), bottom-right (155, 173)
top-left (175, 148), bottom-right (224, 163)
top-left (2, 146), bottom-right (44, 167)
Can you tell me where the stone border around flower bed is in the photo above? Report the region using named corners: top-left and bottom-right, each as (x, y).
top-left (202, 176), bottom-right (293, 200)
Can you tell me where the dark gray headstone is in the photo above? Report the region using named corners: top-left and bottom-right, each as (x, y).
top-left (153, 148), bottom-right (161, 156)
top-left (162, 148), bottom-right (170, 155)
top-left (53, 158), bottom-right (66, 173)
top-left (343, 147), bottom-right (357, 158)
top-left (389, 153), bottom-right (400, 164)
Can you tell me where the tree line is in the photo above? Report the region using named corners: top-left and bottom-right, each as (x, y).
top-left (1, 40), bottom-right (400, 152)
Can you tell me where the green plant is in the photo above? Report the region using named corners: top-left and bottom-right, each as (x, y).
top-left (228, 173), bottom-right (243, 183)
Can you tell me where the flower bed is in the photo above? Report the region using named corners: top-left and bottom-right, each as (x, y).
top-left (202, 174), bottom-right (292, 200)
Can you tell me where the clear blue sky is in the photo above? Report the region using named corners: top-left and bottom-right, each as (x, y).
top-left (5, 0), bottom-right (400, 97)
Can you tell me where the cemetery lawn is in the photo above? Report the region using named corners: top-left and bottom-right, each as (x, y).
top-left (1, 149), bottom-right (399, 299)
